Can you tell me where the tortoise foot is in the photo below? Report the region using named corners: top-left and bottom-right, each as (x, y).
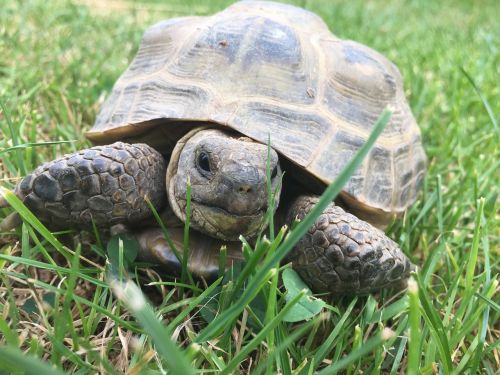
top-left (285, 196), bottom-right (414, 295)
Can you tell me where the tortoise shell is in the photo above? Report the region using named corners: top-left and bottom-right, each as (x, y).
top-left (86, 1), bottom-right (426, 225)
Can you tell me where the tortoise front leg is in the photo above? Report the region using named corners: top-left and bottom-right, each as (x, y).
top-left (285, 196), bottom-right (414, 295)
top-left (0, 142), bottom-right (166, 231)
top-left (135, 227), bottom-right (244, 279)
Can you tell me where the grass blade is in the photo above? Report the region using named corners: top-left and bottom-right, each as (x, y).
top-left (219, 291), bottom-right (305, 375)
top-left (253, 320), bottom-right (315, 375)
top-left (266, 134), bottom-right (276, 240)
top-left (465, 198), bottom-right (484, 293)
top-left (0, 100), bottom-right (26, 175)
top-left (145, 197), bottom-right (195, 285)
top-left (166, 276), bottom-right (223, 331)
top-left (0, 140), bottom-right (75, 155)
top-left (1, 269), bottom-right (137, 331)
top-left (417, 274), bottom-right (453, 373)
top-left (0, 254), bottom-right (107, 287)
top-left (0, 346), bottom-right (66, 375)
top-left (110, 277), bottom-right (196, 375)
top-left (0, 318), bottom-right (19, 347)
top-left (0, 188), bottom-right (66, 255)
top-left (460, 67), bottom-right (498, 130)
top-left (182, 179), bottom-right (192, 285)
top-left (407, 278), bottom-right (421, 374)
top-left (316, 328), bottom-right (395, 375)
top-left (308, 299), bottom-right (357, 373)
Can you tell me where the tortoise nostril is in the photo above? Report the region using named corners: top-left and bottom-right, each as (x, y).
top-left (238, 185), bottom-right (252, 194)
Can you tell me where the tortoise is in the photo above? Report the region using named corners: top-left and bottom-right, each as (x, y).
top-left (0, 1), bottom-right (426, 294)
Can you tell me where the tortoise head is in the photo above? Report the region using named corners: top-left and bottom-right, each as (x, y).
top-left (167, 128), bottom-right (282, 241)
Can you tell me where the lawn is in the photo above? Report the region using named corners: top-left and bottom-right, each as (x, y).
top-left (0, 0), bottom-right (498, 373)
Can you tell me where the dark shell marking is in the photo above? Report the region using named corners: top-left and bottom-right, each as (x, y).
top-left (16, 142), bottom-right (166, 230)
top-left (285, 196), bottom-right (413, 294)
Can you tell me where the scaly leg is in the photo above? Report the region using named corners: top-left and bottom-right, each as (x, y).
top-left (0, 142), bottom-right (166, 231)
top-left (285, 196), bottom-right (414, 295)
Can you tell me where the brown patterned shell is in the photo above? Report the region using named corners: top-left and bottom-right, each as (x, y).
top-left (86, 1), bottom-right (426, 224)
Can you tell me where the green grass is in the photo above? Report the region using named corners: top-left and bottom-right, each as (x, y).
top-left (0, 0), bottom-right (498, 373)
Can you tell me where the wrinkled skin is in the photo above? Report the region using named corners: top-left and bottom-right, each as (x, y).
top-left (0, 128), bottom-right (414, 295)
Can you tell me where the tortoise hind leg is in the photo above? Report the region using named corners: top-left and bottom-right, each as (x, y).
top-left (285, 195), bottom-right (414, 295)
top-left (1, 142), bottom-right (167, 231)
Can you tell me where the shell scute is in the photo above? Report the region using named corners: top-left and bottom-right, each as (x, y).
top-left (122, 17), bottom-right (195, 80)
top-left (311, 129), bottom-right (365, 183)
top-left (230, 102), bottom-right (329, 166)
top-left (322, 40), bottom-right (400, 135)
top-left (129, 80), bottom-right (210, 124)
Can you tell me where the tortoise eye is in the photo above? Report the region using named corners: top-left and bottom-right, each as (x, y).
top-left (271, 166), bottom-right (278, 179)
top-left (197, 151), bottom-right (211, 173)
